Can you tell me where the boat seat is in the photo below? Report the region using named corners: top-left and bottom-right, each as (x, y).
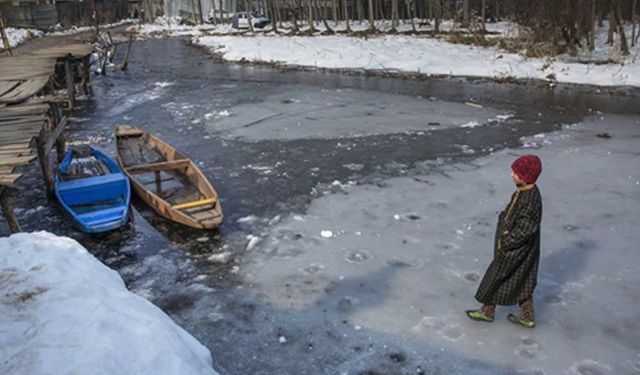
top-left (125, 159), bottom-right (190, 174)
top-left (57, 173), bottom-right (126, 192)
top-left (173, 198), bottom-right (217, 210)
top-left (76, 206), bottom-right (127, 227)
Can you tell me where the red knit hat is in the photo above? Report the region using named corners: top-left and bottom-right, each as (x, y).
top-left (511, 155), bottom-right (542, 184)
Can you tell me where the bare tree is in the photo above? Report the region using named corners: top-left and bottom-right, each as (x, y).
top-left (368, 0), bottom-right (376, 32)
top-left (343, 0), bottom-right (352, 32)
top-left (433, 0), bottom-right (440, 33)
top-left (392, 0), bottom-right (399, 31)
top-left (610, 0), bottom-right (629, 55)
top-left (463, 0), bottom-right (469, 27)
top-left (316, 0), bottom-right (335, 33)
top-left (244, 0), bottom-right (255, 32)
top-left (357, 0), bottom-right (364, 23)
top-left (406, 0), bottom-right (417, 32)
top-left (270, 0), bottom-right (279, 32)
top-left (481, 0), bottom-right (486, 33)
top-left (632, 0), bottom-right (638, 47)
top-left (307, 0), bottom-right (316, 33)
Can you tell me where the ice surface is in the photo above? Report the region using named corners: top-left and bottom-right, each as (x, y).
top-left (204, 86), bottom-right (501, 140)
top-left (0, 232), bottom-right (218, 375)
top-left (240, 115), bottom-right (640, 374)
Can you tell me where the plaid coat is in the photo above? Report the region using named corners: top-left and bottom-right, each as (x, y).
top-left (475, 185), bottom-right (542, 306)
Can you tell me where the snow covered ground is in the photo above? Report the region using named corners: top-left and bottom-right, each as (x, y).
top-left (0, 232), bottom-right (219, 375)
top-left (48, 19), bottom-right (136, 36)
top-left (194, 31), bottom-right (640, 87)
top-left (240, 114), bottom-right (640, 374)
top-left (0, 28), bottom-right (44, 50)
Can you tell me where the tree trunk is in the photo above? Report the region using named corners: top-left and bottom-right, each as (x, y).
top-left (588, 0), bottom-right (596, 50)
top-left (632, 0), bottom-right (638, 47)
top-left (494, 0), bottom-right (499, 20)
top-left (611, 0), bottom-right (629, 55)
top-left (463, 0), bottom-right (469, 27)
top-left (244, 0), bottom-right (254, 32)
top-left (270, 0), bottom-right (278, 32)
top-left (317, 0), bottom-right (335, 33)
top-left (392, 0), bottom-right (399, 31)
top-left (197, 0), bottom-right (204, 23)
top-left (332, 0), bottom-right (338, 23)
top-left (406, 0), bottom-right (416, 32)
top-left (344, 0), bottom-right (352, 32)
top-left (219, 0), bottom-right (225, 23)
top-left (308, 0), bottom-right (316, 32)
top-left (368, 0), bottom-right (376, 32)
top-left (607, 10), bottom-right (615, 45)
top-left (481, 0), bottom-right (486, 33)
top-left (357, 0), bottom-right (364, 23)
top-left (433, 0), bottom-right (440, 33)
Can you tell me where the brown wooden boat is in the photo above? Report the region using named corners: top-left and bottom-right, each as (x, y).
top-left (115, 125), bottom-right (223, 230)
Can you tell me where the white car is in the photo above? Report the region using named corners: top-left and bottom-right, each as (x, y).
top-left (232, 12), bottom-right (269, 29)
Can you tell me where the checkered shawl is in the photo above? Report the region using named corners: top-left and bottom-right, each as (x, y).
top-left (475, 185), bottom-right (542, 306)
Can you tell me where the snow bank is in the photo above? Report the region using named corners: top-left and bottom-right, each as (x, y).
top-left (130, 17), bottom-right (225, 37)
top-left (48, 19), bottom-right (136, 36)
top-left (0, 232), bottom-right (219, 375)
top-left (194, 33), bottom-right (640, 87)
top-left (0, 28), bottom-right (44, 50)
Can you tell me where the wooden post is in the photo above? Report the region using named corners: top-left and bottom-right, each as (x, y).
top-left (47, 109), bottom-right (66, 163)
top-left (0, 188), bottom-right (21, 233)
top-left (121, 34), bottom-right (133, 71)
top-left (64, 59), bottom-right (76, 109)
top-left (82, 55), bottom-right (92, 95)
top-left (36, 131), bottom-right (55, 199)
top-left (55, 133), bottom-right (66, 163)
top-left (0, 11), bottom-right (12, 57)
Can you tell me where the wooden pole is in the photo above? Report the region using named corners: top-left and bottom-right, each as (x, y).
top-left (82, 55), bottom-right (92, 95)
top-left (36, 131), bottom-right (55, 200)
top-left (0, 11), bottom-right (12, 57)
top-left (121, 34), bottom-right (134, 71)
top-left (64, 59), bottom-right (76, 109)
top-left (0, 188), bottom-right (21, 233)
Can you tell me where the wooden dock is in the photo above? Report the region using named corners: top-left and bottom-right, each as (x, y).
top-left (0, 43), bottom-right (94, 232)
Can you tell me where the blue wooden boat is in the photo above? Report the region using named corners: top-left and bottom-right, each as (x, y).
top-left (55, 146), bottom-right (131, 233)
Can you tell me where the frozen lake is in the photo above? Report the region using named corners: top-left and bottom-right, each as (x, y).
top-left (6, 38), bottom-right (640, 375)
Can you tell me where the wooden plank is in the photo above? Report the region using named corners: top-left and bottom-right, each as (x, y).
top-left (0, 148), bottom-right (31, 156)
top-left (125, 159), bottom-right (191, 174)
top-left (0, 174), bottom-right (23, 186)
top-left (0, 81), bottom-right (19, 97)
top-left (0, 143), bottom-right (31, 151)
top-left (0, 155), bottom-right (36, 166)
top-left (0, 77), bottom-right (51, 104)
top-left (0, 103), bottom-right (49, 114)
top-left (173, 198), bottom-right (217, 210)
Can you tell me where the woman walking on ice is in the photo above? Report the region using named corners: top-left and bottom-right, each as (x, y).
top-left (466, 155), bottom-right (543, 328)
